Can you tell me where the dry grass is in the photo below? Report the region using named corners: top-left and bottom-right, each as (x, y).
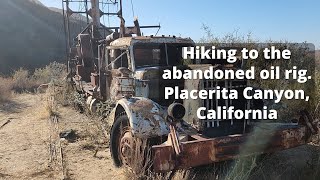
top-left (1, 62), bottom-right (69, 117)
top-left (33, 62), bottom-right (67, 85)
top-left (0, 62), bottom-right (68, 121)
top-left (0, 76), bottom-right (13, 102)
top-left (11, 68), bottom-right (36, 93)
top-left (9, 62), bottom-right (67, 93)
top-left (123, 138), bottom-right (155, 179)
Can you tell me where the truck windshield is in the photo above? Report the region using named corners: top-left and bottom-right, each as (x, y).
top-left (133, 44), bottom-right (185, 68)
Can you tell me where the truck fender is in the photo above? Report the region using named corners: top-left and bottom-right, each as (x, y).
top-left (109, 97), bottom-right (170, 138)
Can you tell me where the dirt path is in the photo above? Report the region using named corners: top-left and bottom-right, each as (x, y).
top-left (0, 94), bottom-right (125, 180)
top-left (0, 94), bottom-right (55, 179)
top-left (58, 105), bottom-right (126, 180)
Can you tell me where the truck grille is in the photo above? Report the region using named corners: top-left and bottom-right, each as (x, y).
top-left (201, 79), bottom-right (249, 128)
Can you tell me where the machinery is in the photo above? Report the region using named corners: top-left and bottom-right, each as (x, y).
top-left (62, 0), bottom-right (319, 173)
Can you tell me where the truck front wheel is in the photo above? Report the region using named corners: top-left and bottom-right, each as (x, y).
top-left (110, 113), bottom-right (153, 174)
top-left (110, 113), bottom-right (133, 167)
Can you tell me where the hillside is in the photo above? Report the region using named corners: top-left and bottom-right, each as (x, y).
top-left (0, 0), bottom-right (86, 75)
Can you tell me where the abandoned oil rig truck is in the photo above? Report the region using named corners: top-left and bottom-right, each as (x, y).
top-left (63, 0), bottom-right (319, 172)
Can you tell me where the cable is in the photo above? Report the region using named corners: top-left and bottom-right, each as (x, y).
top-left (130, 0), bottom-right (135, 18)
top-left (155, 27), bottom-right (161, 36)
top-left (107, 1), bottom-right (110, 27)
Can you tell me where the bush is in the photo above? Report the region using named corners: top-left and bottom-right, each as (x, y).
top-left (33, 61), bottom-right (67, 84)
top-left (0, 76), bottom-right (13, 102)
top-left (8, 62), bottom-right (67, 93)
top-left (11, 68), bottom-right (37, 93)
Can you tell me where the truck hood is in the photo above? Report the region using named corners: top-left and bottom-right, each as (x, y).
top-left (134, 64), bottom-right (213, 80)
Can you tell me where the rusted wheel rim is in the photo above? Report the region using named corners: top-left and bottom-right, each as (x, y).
top-left (119, 130), bottom-right (135, 166)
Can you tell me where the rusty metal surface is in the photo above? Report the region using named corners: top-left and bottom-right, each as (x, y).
top-left (110, 77), bottom-right (135, 100)
top-left (76, 65), bottom-right (93, 82)
top-left (109, 37), bottom-right (132, 47)
top-left (152, 125), bottom-right (309, 172)
top-left (114, 97), bottom-right (170, 138)
top-left (109, 36), bottom-right (194, 48)
top-left (90, 73), bottom-right (99, 87)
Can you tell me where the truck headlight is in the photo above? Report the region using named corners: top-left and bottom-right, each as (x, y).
top-left (168, 103), bottom-right (186, 120)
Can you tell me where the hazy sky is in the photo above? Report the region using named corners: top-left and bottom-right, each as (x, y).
top-left (40, 0), bottom-right (320, 48)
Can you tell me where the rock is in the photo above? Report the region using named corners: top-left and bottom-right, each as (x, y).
top-left (59, 129), bottom-right (77, 142)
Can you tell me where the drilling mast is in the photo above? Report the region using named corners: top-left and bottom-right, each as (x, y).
top-left (90, 0), bottom-right (100, 28)
top-left (62, 0), bottom-right (160, 67)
